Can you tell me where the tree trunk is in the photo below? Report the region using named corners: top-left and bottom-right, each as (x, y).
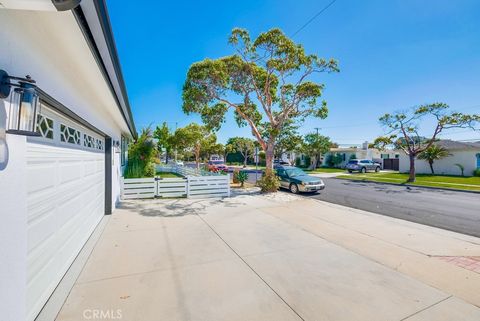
top-left (243, 152), bottom-right (248, 167)
top-left (309, 155), bottom-right (317, 170)
top-left (265, 142), bottom-right (275, 175)
top-left (429, 160), bottom-right (434, 174)
top-left (408, 154), bottom-right (416, 182)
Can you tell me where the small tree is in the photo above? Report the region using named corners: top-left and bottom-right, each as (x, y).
top-left (418, 144), bottom-right (451, 174)
top-left (172, 123), bottom-right (216, 169)
top-left (454, 163), bottom-right (465, 176)
top-left (227, 137), bottom-right (256, 167)
top-left (300, 133), bottom-right (332, 169)
top-left (153, 122), bottom-right (173, 163)
top-left (375, 103), bottom-right (479, 182)
top-left (182, 28), bottom-right (338, 185)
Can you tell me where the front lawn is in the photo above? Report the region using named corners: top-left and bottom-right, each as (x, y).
top-left (336, 172), bottom-right (480, 192)
top-left (156, 172), bottom-right (184, 178)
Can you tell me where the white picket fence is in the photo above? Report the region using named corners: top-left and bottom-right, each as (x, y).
top-left (121, 174), bottom-right (230, 200)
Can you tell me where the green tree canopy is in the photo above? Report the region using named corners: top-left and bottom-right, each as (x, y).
top-left (153, 122), bottom-right (174, 162)
top-left (227, 136), bottom-right (256, 166)
top-left (300, 133), bottom-right (332, 169)
top-left (182, 27), bottom-right (338, 177)
top-left (172, 123), bottom-right (216, 169)
top-left (374, 102), bottom-right (479, 182)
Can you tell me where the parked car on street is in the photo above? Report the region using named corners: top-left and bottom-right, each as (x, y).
top-left (275, 166), bottom-right (325, 194)
top-left (346, 159), bottom-right (381, 173)
top-left (208, 160), bottom-right (229, 172)
top-left (168, 160), bottom-right (184, 166)
top-left (273, 159), bottom-right (291, 168)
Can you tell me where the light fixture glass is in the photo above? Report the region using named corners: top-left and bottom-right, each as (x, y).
top-left (1, 70), bottom-right (40, 136)
top-left (7, 83), bottom-right (40, 136)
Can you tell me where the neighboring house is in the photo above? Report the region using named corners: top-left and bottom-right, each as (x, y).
top-left (322, 141), bottom-right (399, 168)
top-left (399, 140), bottom-right (480, 176)
top-left (0, 1), bottom-right (135, 321)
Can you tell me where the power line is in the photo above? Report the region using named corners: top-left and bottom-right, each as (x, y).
top-left (292, 0), bottom-right (338, 37)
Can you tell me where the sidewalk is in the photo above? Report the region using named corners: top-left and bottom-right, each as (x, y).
top-left (57, 193), bottom-right (480, 321)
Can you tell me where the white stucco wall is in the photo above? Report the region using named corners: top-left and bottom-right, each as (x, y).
top-left (399, 150), bottom-right (479, 176)
top-left (0, 9), bottom-right (131, 209)
top-left (0, 8), bottom-right (132, 320)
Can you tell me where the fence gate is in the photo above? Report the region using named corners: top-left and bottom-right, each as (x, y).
top-left (157, 177), bottom-right (188, 198)
top-left (383, 159), bottom-right (399, 171)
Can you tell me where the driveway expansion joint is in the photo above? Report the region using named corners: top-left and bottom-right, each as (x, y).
top-left (194, 212), bottom-right (306, 321)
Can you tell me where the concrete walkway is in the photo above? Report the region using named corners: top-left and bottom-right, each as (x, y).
top-left (57, 193), bottom-right (480, 321)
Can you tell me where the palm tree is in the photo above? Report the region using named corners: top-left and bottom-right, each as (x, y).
top-left (418, 144), bottom-right (451, 174)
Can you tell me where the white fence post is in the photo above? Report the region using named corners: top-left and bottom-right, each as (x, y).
top-left (227, 174), bottom-right (231, 197)
top-left (186, 176), bottom-right (191, 198)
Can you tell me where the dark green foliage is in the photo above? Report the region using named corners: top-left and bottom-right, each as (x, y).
top-left (256, 172), bottom-right (280, 193)
top-left (473, 168), bottom-right (480, 177)
top-left (234, 170), bottom-right (249, 187)
top-left (124, 127), bottom-right (156, 178)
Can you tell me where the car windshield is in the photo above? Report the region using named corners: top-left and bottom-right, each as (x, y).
top-left (348, 160), bottom-right (358, 164)
top-left (285, 168), bottom-right (306, 177)
top-left (210, 161), bottom-right (224, 165)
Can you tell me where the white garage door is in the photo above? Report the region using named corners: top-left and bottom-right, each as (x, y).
top-left (26, 104), bottom-right (105, 321)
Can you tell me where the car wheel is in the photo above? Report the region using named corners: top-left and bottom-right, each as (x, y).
top-left (348, 170), bottom-right (353, 173)
top-left (361, 167), bottom-right (366, 173)
top-left (289, 183), bottom-right (299, 194)
top-left (375, 166), bottom-right (380, 172)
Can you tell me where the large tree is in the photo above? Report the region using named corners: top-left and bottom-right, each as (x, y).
top-left (227, 137), bottom-right (256, 167)
top-left (301, 133), bottom-right (332, 169)
top-left (182, 28), bottom-right (338, 177)
top-left (172, 123), bottom-right (216, 169)
top-left (374, 103), bottom-right (479, 182)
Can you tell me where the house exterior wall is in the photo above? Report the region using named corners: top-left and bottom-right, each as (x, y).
top-left (0, 9), bottom-right (132, 320)
top-left (399, 150), bottom-right (479, 176)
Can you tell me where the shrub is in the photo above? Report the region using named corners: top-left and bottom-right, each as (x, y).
top-left (124, 159), bottom-right (143, 179)
top-left (124, 127), bottom-right (156, 178)
top-left (473, 168), bottom-right (480, 177)
top-left (256, 172), bottom-right (280, 193)
top-left (234, 170), bottom-right (249, 187)
top-left (295, 157), bottom-right (302, 167)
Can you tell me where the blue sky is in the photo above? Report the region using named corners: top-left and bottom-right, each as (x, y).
top-left (107, 0), bottom-right (480, 145)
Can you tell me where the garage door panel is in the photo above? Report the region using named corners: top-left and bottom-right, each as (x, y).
top-left (27, 164), bottom-right (57, 194)
top-left (26, 105), bottom-right (106, 321)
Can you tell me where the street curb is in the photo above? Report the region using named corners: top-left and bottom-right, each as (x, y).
top-left (334, 177), bottom-right (480, 194)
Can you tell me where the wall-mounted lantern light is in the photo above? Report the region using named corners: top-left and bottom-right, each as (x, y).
top-left (0, 69), bottom-right (40, 136)
top-left (113, 140), bottom-right (121, 153)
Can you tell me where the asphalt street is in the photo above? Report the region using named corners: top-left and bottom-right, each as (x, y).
top-left (294, 178), bottom-right (480, 238)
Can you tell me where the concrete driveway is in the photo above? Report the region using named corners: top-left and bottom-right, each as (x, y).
top-left (57, 193), bottom-right (480, 321)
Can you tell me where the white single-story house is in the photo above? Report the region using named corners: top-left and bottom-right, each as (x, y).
top-left (399, 140), bottom-right (480, 176)
top-left (322, 142), bottom-right (399, 169)
top-left (0, 1), bottom-right (135, 320)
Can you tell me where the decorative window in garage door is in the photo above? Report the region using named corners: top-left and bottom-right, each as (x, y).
top-left (84, 134), bottom-right (95, 148)
top-left (36, 114), bottom-right (54, 139)
top-left (60, 124), bottom-right (81, 145)
top-left (30, 103), bottom-right (105, 153)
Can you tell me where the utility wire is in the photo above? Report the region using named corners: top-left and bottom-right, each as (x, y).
top-left (292, 0), bottom-right (338, 37)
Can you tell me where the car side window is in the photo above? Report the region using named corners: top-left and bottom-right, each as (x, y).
top-left (277, 169), bottom-right (286, 176)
